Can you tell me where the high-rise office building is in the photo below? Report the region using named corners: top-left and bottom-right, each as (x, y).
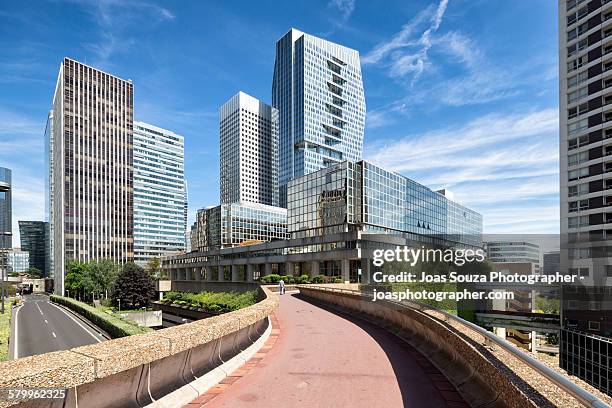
top-left (272, 28), bottom-right (366, 207)
top-left (485, 241), bottom-right (541, 273)
top-left (0, 167), bottom-right (11, 249)
top-left (133, 121), bottom-right (186, 265)
top-left (48, 58), bottom-right (134, 295)
top-left (19, 221), bottom-right (47, 276)
top-left (559, 1), bottom-right (612, 395)
top-left (220, 92), bottom-right (279, 206)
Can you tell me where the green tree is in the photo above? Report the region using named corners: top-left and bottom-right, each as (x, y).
top-left (145, 257), bottom-right (161, 280)
top-left (83, 259), bottom-right (119, 300)
top-left (112, 262), bottom-right (156, 309)
top-left (25, 266), bottom-right (43, 278)
top-left (65, 260), bottom-right (85, 298)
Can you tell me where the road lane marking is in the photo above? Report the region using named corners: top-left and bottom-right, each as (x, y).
top-left (36, 302), bottom-right (43, 316)
top-left (52, 332), bottom-right (56, 338)
top-left (48, 302), bottom-right (102, 343)
top-left (13, 304), bottom-right (21, 359)
top-left (44, 319), bottom-right (48, 324)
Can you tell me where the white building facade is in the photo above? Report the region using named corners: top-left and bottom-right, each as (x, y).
top-left (219, 92), bottom-right (279, 206)
top-left (133, 121), bottom-right (186, 265)
top-left (273, 28), bottom-right (366, 207)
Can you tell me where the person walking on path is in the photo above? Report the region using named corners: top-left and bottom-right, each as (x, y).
top-left (279, 279), bottom-right (285, 295)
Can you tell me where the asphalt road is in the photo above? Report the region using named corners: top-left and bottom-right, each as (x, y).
top-left (10, 294), bottom-right (106, 359)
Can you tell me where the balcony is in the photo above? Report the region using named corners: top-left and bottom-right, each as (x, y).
top-left (327, 82), bottom-right (343, 97)
top-left (326, 60), bottom-right (342, 75)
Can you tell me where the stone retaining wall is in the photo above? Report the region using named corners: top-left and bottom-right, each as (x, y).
top-left (299, 287), bottom-right (537, 408)
top-left (0, 286), bottom-right (278, 408)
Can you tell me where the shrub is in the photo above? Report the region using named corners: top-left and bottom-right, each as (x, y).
top-left (294, 274), bottom-right (310, 284)
top-left (333, 278), bottom-right (343, 283)
top-left (260, 274), bottom-right (281, 284)
top-left (161, 291), bottom-right (257, 314)
top-left (50, 295), bottom-right (151, 338)
top-left (311, 275), bottom-right (326, 284)
top-left (279, 275), bottom-right (295, 284)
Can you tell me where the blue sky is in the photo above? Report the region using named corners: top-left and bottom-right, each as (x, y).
top-left (0, 0), bottom-right (559, 245)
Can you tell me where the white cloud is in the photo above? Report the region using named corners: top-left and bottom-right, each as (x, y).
top-left (363, 0), bottom-right (449, 80)
top-left (365, 108), bottom-right (560, 234)
top-left (328, 0), bottom-right (356, 23)
top-left (63, 0), bottom-right (175, 64)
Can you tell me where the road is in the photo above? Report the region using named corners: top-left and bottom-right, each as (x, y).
top-left (9, 294), bottom-right (106, 359)
top-left (199, 293), bottom-right (467, 408)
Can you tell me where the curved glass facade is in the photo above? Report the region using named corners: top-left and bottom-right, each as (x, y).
top-left (288, 160), bottom-right (482, 247)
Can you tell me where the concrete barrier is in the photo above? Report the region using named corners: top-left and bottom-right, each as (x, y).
top-left (0, 286), bottom-right (277, 408)
top-left (299, 287), bottom-right (534, 408)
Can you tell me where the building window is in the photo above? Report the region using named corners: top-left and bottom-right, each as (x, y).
top-left (588, 321), bottom-right (601, 331)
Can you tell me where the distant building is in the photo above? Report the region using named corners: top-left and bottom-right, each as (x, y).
top-left (0, 167), bottom-right (12, 249)
top-left (190, 202), bottom-right (288, 252)
top-left (133, 122), bottom-right (186, 265)
top-left (48, 58), bottom-right (134, 295)
top-left (543, 251), bottom-right (560, 275)
top-left (18, 221), bottom-right (47, 276)
top-left (273, 28), bottom-right (366, 207)
top-left (220, 92), bottom-right (279, 206)
top-left (6, 249), bottom-right (29, 273)
top-left (485, 241), bottom-right (541, 273)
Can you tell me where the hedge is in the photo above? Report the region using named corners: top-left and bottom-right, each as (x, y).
top-left (49, 295), bottom-right (151, 338)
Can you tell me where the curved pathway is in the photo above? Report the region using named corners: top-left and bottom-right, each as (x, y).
top-left (187, 292), bottom-right (467, 408)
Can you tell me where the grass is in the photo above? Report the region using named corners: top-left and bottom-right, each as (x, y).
top-left (0, 298), bottom-right (15, 361)
top-left (160, 291), bottom-right (258, 314)
top-left (50, 295), bottom-right (152, 338)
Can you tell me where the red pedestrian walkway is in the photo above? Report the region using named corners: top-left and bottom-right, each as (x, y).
top-left (185, 292), bottom-right (468, 408)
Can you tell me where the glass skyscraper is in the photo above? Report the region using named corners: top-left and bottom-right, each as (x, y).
top-left (273, 28), bottom-right (366, 207)
top-left (0, 167), bottom-right (11, 249)
top-left (133, 122), bottom-right (186, 265)
top-left (19, 221), bottom-right (48, 276)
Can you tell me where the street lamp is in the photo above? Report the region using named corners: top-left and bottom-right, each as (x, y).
top-left (141, 306), bottom-right (147, 327)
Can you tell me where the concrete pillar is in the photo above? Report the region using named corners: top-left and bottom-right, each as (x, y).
top-left (247, 264), bottom-right (254, 282)
top-left (360, 258), bottom-right (371, 284)
top-left (231, 265), bottom-right (239, 282)
top-left (285, 261), bottom-right (293, 276)
top-left (310, 261), bottom-right (320, 279)
top-left (264, 263), bottom-right (272, 276)
top-left (206, 266), bottom-right (214, 282)
top-left (218, 266), bottom-right (224, 281)
top-left (341, 259), bottom-right (350, 283)
top-left (195, 267), bottom-right (202, 281)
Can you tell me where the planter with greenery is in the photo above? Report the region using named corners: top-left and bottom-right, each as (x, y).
top-left (159, 290), bottom-right (257, 314)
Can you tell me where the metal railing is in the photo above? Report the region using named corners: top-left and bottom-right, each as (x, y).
top-left (300, 285), bottom-right (610, 408)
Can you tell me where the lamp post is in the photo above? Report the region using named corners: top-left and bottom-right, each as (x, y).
top-left (141, 306), bottom-right (146, 327)
top-left (0, 249), bottom-right (5, 314)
